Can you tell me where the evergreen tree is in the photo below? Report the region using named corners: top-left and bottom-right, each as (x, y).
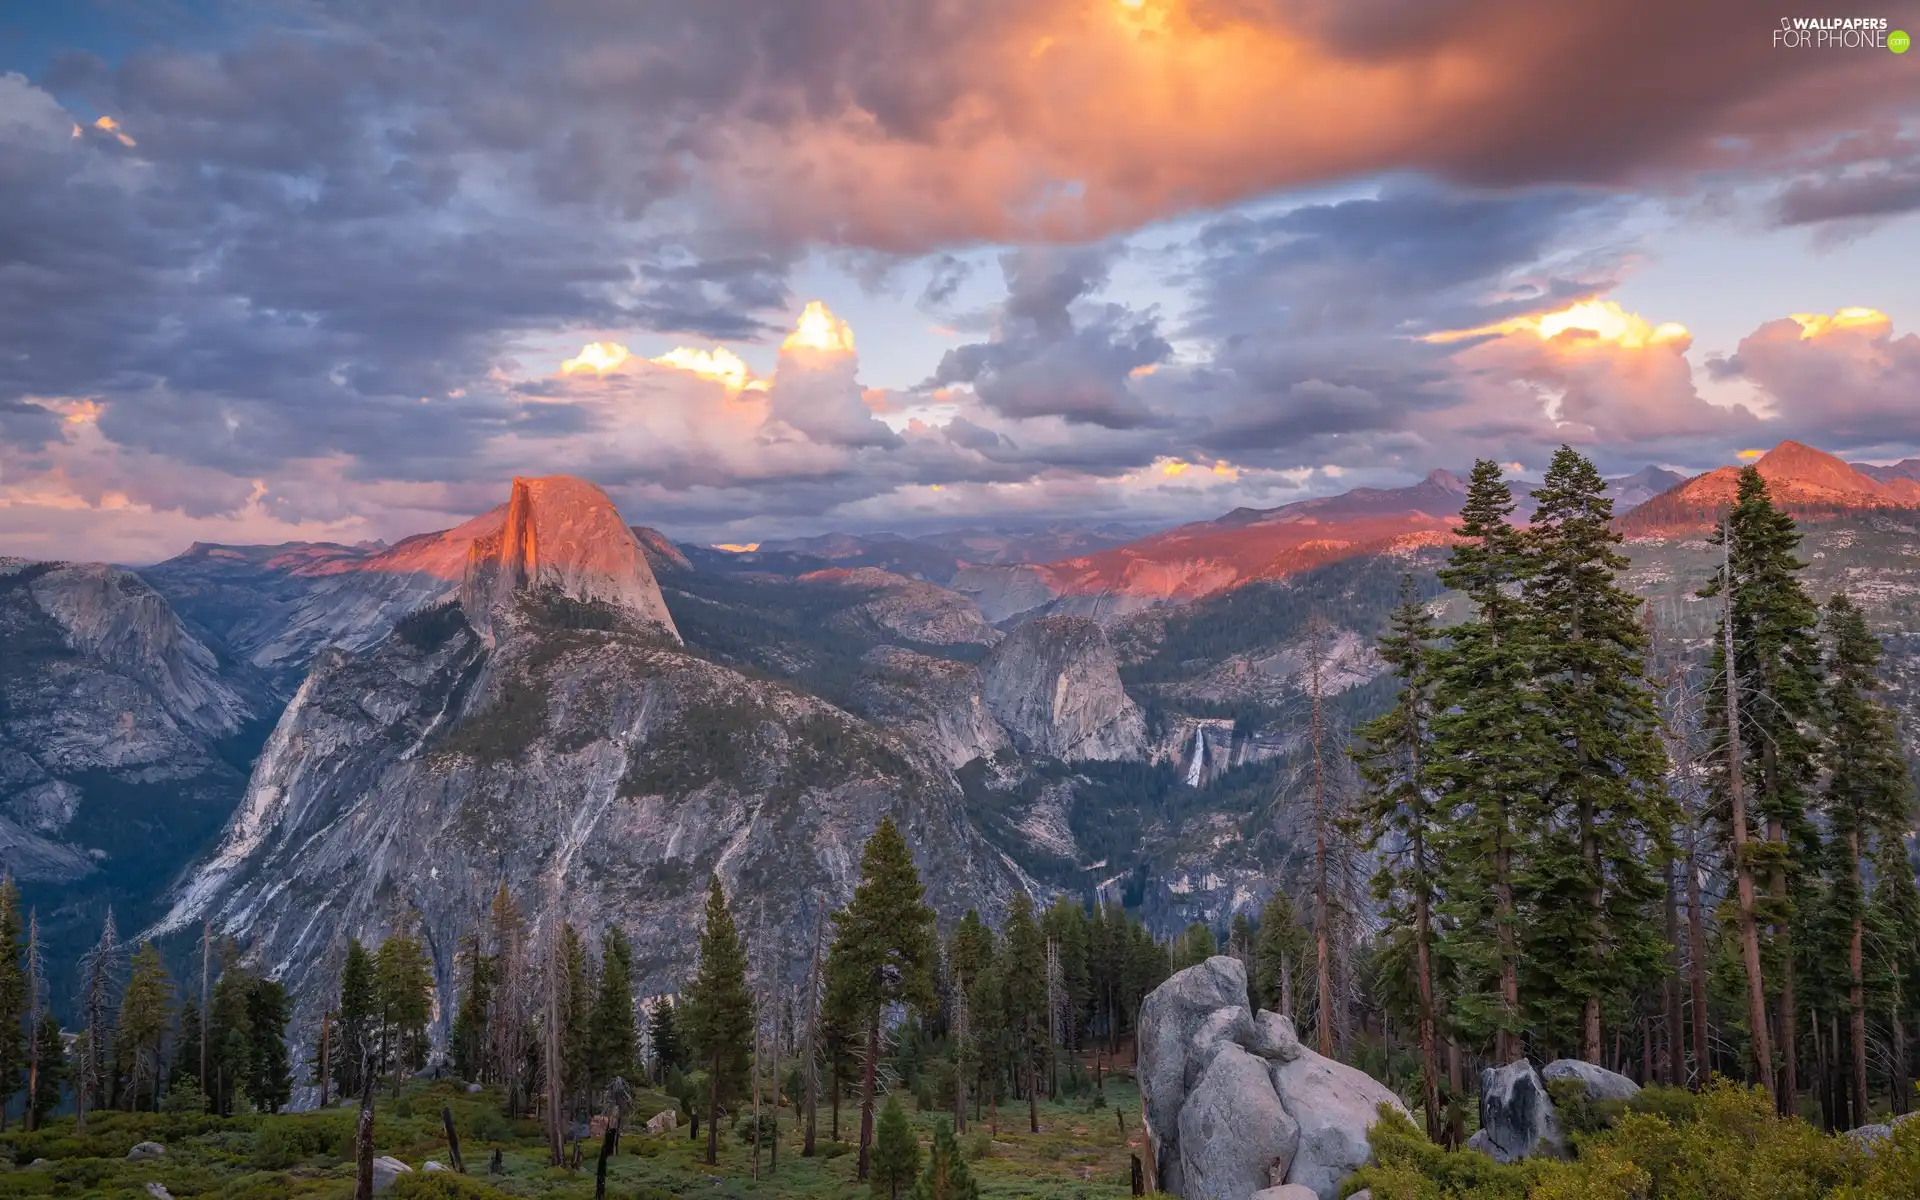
top-left (1702, 467), bottom-right (1822, 1110)
top-left (828, 817), bottom-right (937, 1178)
top-left (450, 930), bottom-right (493, 1083)
top-left (1174, 923), bottom-right (1217, 970)
top-left (115, 941), bottom-right (172, 1111)
top-left (912, 1117), bottom-right (979, 1200)
top-left (375, 925), bottom-right (435, 1087)
top-left (206, 956), bottom-right (254, 1116)
top-left (647, 998), bottom-right (684, 1079)
top-left (1871, 834), bottom-right (1920, 1114)
top-left (76, 910), bottom-right (121, 1127)
top-left (27, 1015), bottom-right (63, 1128)
top-left (245, 977), bottom-right (292, 1113)
top-left (1000, 892), bottom-right (1048, 1134)
top-left (1252, 891), bottom-right (1308, 1018)
top-left (0, 880), bottom-right (24, 1128)
top-left (1819, 591), bottom-right (1915, 1123)
top-left (684, 874), bottom-right (753, 1166)
top-left (332, 939), bottom-right (378, 1100)
top-left (589, 925), bottom-right (639, 1092)
top-left (169, 997), bottom-right (204, 1098)
top-left (1040, 899), bottom-right (1090, 1049)
top-left (870, 1094), bottom-right (920, 1200)
top-left (1521, 446), bottom-right (1674, 1061)
top-left (560, 923), bottom-right (593, 1114)
top-left (1350, 576), bottom-right (1445, 1137)
top-left (1431, 460), bottom-right (1542, 1065)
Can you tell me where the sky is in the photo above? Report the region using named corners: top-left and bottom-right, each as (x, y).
top-left (2, 0), bottom-right (1918, 563)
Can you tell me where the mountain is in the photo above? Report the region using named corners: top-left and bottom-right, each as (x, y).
top-left (154, 476), bottom-right (1031, 1075)
top-left (1622, 441), bottom-right (1920, 533)
top-left (0, 557), bottom-right (274, 989)
top-left (951, 469), bottom-right (1469, 620)
top-left (1607, 465), bottom-right (1686, 510)
top-left (1854, 459), bottom-right (1920, 485)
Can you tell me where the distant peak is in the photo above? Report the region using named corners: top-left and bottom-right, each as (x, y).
top-left (1424, 468), bottom-right (1466, 492)
top-left (459, 475), bottom-right (680, 642)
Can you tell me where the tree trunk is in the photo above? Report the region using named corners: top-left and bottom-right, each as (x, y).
top-left (1027, 1045), bottom-right (1040, 1134)
top-left (200, 921), bottom-right (211, 1096)
top-left (1684, 829), bottom-right (1713, 1089)
top-left (858, 1008), bottom-right (879, 1180)
top-left (706, 1052), bottom-right (721, 1166)
top-left (1494, 808), bottom-right (1521, 1064)
top-left (1581, 793), bottom-right (1603, 1064)
top-left (354, 1064), bottom-right (376, 1200)
top-left (1663, 857), bottom-right (1684, 1087)
top-left (1891, 996), bottom-right (1910, 1116)
top-left (594, 1123), bottom-right (616, 1200)
top-left (752, 999), bottom-right (763, 1181)
top-left (1849, 831), bottom-right (1870, 1127)
top-left (1719, 541), bottom-right (1775, 1102)
top-left (1413, 874), bottom-right (1442, 1144)
top-left (1811, 1008), bottom-right (1831, 1131)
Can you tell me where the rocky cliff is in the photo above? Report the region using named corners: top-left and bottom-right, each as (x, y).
top-left (0, 558), bottom-right (271, 982)
top-left (980, 615), bottom-right (1147, 761)
top-left (157, 478), bottom-right (1025, 1064)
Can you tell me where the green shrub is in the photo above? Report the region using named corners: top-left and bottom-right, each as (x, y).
top-left (734, 1111), bottom-right (778, 1146)
top-left (468, 1109), bottom-right (512, 1143)
top-left (391, 1172), bottom-right (513, 1198)
top-left (252, 1122), bottom-right (297, 1168)
top-left (965, 1129), bottom-right (993, 1162)
top-left (1545, 1077), bottom-right (1627, 1136)
top-left (817, 1139), bottom-right (854, 1159)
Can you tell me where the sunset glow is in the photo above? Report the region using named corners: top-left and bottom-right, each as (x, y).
top-left (1789, 307), bottom-right (1889, 339)
top-left (1425, 300), bottom-right (1689, 350)
top-left (651, 346), bottom-right (764, 392)
top-left (560, 342), bottom-right (632, 374)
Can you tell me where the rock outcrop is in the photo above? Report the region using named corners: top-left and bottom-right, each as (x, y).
top-left (979, 616), bottom-right (1146, 761)
top-left (1467, 1060), bottom-right (1565, 1163)
top-left (1138, 957), bottom-right (1407, 1200)
top-left (852, 647), bottom-right (1010, 768)
top-left (459, 476), bottom-right (679, 644)
top-left (800, 568), bottom-right (1001, 648)
top-left (1541, 1059), bottom-right (1640, 1105)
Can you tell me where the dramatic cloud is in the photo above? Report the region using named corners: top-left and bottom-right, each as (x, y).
top-left (1711, 308), bottom-right (1920, 451)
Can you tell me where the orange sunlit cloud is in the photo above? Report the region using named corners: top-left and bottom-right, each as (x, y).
top-left (1737, 449), bottom-right (1765, 459)
top-left (560, 342), bottom-right (632, 374)
top-left (712, 542), bottom-right (760, 552)
top-left (782, 301), bottom-right (856, 355)
top-left (1788, 307), bottom-right (1889, 339)
top-left (1425, 301), bottom-right (1689, 350)
top-left (652, 346), bottom-right (767, 392)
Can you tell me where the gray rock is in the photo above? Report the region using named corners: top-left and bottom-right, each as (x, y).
top-left (1185, 1006), bottom-right (1256, 1089)
top-left (1850, 1123), bottom-right (1893, 1152)
top-left (1472, 1060), bottom-right (1565, 1163)
top-left (1138, 956), bottom-right (1254, 1192)
top-left (424, 1160), bottom-right (448, 1172)
top-left (1270, 1046), bottom-right (1409, 1200)
top-left (1247, 1011), bottom-right (1302, 1063)
top-left (1177, 1044), bottom-right (1299, 1200)
top-left (466, 1081), bottom-right (484, 1093)
top-left (146, 1185), bottom-right (174, 1200)
top-left (372, 1155), bottom-right (413, 1192)
top-left (127, 1141), bottom-right (166, 1162)
top-left (1347, 1191), bottom-right (1373, 1200)
top-left (1251, 1187), bottom-right (1320, 1200)
top-left (1541, 1059), bottom-right (1640, 1104)
top-left (979, 615), bottom-right (1147, 761)
top-left (646, 1108), bottom-right (678, 1133)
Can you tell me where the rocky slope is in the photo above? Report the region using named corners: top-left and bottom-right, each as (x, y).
top-left (979, 616), bottom-right (1147, 761)
top-left (0, 557), bottom-right (272, 984)
top-left (1622, 441), bottom-right (1920, 533)
top-left (156, 477), bottom-right (1026, 1061)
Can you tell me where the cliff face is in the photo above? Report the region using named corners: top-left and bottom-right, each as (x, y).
top-left (459, 476), bottom-right (679, 644)
top-left (157, 480), bottom-right (1024, 1067)
top-left (979, 615), bottom-right (1147, 761)
top-left (0, 558), bottom-right (271, 984)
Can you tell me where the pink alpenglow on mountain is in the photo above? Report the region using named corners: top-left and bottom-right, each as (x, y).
top-left (458, 475), bottom-right (680, 642)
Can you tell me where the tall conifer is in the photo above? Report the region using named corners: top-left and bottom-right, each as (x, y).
top-left (684, 874), bottom-right (752, 1166)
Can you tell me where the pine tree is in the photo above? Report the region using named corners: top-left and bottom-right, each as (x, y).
top-left (870, 1094), bottom-right (920, 1200)
top-left (27, 1015), bottom-right (63, 1128)
top-left (560, 923), bottom-right (593, 1116)
top-left (207, 954), bottom-right (254, 1116)
top-left (1001, 892), bottom-right (1048, 1135)
top-left (116, 941), bottom-right (173, 1111)
top-left (1522, 446), bottom-right (1674, 1062)
top-left (1351, 576), bottom-right (1444, 1138)
top-left (450, 929), bottom-right (493, 1083)
top-left (485, 884), bottom-right (533, 1115)
top-left (647, 998), bottom-right (684, 1079)
top-left (1819, 591), bottom-right (1915, 1124)
top-left (1252, 891), bottom-right (1307, 1019)
top-left (828, 817), bottom-right (937, 1178)
top-left (246, 977), bottom-right (293, 1113)
top-left (1871, 834), bottom-right (1920, 1114)
top-left (375, 925), bottom-right (435, 1088)
top-left (0, 880), bottom-right (25, 1128)
top-left (912, 1117), bottom-right (979, 1200)
top-left (1702, 467), bottom-right (1822, 1109)
top-left (684, 874), bottom-right (752, 1166)
top-left (589, 926), bottom-right (638, 1092)
top-left (333, 939), bottom-right (377, 1100)
top-left (1040, 899), bottom-right (1090, 1051)
top-left (76, 910), bottom-right (121, 1128)
top-left (1431, 460), bottom-right (1541, 1065)
top-left (169, 996), bottom-right (204, 1098)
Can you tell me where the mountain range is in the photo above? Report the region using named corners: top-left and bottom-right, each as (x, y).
top-left (7, 439), bottom-right (1919, 1055)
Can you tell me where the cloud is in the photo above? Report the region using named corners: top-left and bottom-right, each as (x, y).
top-left (1711, 308), bottom-right (1920, 450)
